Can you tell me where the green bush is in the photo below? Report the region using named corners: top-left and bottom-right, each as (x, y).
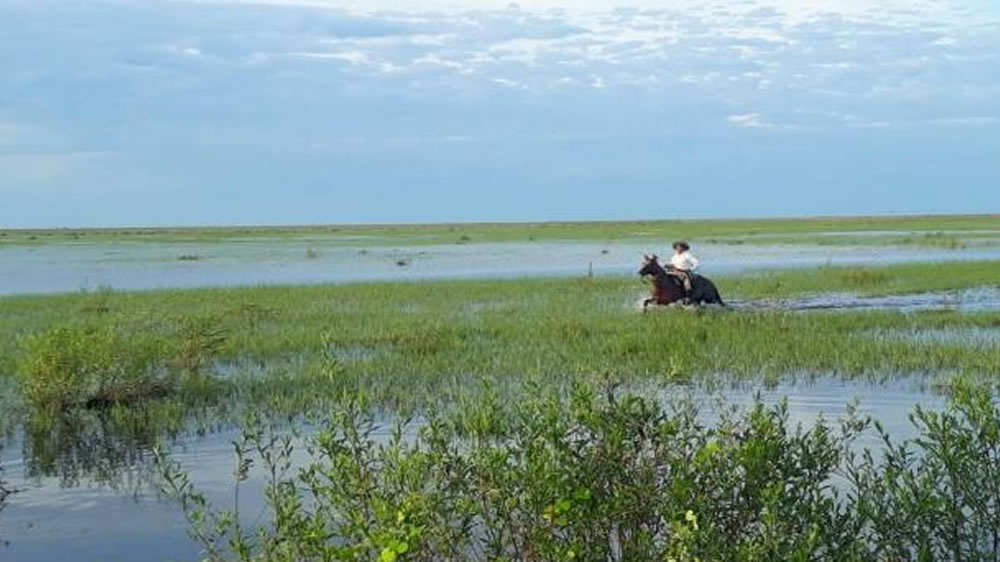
top-left (17, 324), bottom-right (169, 409)
top-left (159, 380), bottom-right (1000, 562)
top-left (848, 379), bottom-right (1000, 561)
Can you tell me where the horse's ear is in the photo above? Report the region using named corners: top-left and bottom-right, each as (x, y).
top-left (643, 253), bottom-right (650, 262)
top-left (651, 254), bottom-right (658, 262)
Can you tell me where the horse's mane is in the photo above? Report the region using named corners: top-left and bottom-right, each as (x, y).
top-left (645, 258), bottom-right (680, 290)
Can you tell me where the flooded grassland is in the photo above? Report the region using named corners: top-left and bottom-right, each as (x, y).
top-left (1, 253), bottom-right (1000, 559)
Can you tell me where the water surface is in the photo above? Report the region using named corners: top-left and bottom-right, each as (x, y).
top-left (4, 239), bottom-right (1000, 295)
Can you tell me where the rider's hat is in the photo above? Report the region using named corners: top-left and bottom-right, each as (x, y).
top-left (672, 240), bottom-right (690, 251)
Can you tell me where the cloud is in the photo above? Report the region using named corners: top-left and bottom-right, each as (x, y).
top-left (491, 77), bottom-right (527, 89)
top-left (288, 50), bottom-right (370, 63)
top-left (727, 113), bottom-right (770, 128)
top-left (0, 0), bottom-right (998, 225)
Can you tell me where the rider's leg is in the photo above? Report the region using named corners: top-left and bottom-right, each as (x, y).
top-left (676, 271), bottom-right (691, 304)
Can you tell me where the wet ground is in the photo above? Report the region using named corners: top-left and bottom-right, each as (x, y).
top-left (3, 238), bottom-right (1000, 295)
top-left (0, 376), bottom-right (948, 562)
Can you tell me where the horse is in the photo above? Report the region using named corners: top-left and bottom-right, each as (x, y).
top-left (638, 254), bottom-right (725, 311)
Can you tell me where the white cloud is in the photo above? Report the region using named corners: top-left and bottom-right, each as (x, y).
top-left (413, 53), bottom-right (466, 69)
top-left (491, 77), bottom-right (527, 89)
top-left (727, 112), bottom-right (770, 128)
top-left (289, 50), bottom-right (370, 63)
top-left (3, 0), bottom-right (999, 150)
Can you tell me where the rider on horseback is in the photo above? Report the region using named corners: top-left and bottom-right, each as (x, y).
top-left (668, 241), bottom-right (699, 302)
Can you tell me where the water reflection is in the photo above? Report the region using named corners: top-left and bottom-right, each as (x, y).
top-left (18, 410), bottom-right (170, 491)
top-left (0, 452), bottom-right (13, 548)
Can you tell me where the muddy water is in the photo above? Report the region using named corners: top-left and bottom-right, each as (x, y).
top-left (3, 239), bottom-right (1000, 295)
top-left (0, 376), bottom-right (947, 562)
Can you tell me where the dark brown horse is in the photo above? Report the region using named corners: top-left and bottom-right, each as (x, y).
top-left (638, 254), bottom-right (725, 311)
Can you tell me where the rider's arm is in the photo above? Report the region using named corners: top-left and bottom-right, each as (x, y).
top-left (688, 254), bottom-right (700, 272)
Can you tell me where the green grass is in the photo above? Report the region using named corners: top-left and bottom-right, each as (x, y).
top-left (2, 213), bottom-right (998, 248)
top-left (1, 260), bottom-right (999, 483)
top-left (2, 261), bottom-right (999, 399)
top-left (728, 260), bottom-right (1000, 298)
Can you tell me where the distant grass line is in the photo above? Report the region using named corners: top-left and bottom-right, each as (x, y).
top-left (1, 213), bottom-right (998, 247)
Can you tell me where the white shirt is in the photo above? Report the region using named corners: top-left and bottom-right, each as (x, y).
top-left (671, 251), bottom-right (700, 272)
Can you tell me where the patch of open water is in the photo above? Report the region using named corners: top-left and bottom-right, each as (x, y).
top-left (0, 375), bottom-right (952, 562)
top-left (736, 287), bottom-right (1000, 313)
top-left (3, 240), bottom-right (1000, 295)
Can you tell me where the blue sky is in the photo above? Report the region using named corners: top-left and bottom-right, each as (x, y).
top-left (1, 0), bottom-right (998, 227)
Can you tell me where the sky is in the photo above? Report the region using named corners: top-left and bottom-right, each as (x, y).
top-left (1, 0), bottom-right (998, 227)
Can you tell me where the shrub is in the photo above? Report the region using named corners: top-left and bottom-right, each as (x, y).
top-left (171, 315), bottom-right (229, 375)
top-left (158, 382), bottom-right (869, 561)
top-left (847, 379), bottom-right (1000, 561)
top-left (159, 380), bottom-right (1000, 562)
top-left (17, 324), bottom-right (169, 409)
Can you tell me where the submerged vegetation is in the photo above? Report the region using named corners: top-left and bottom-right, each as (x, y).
top-left (158, 378), bottom-right (1000, 562)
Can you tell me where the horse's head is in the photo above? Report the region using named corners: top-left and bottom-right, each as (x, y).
top-left (638, 254), bottom-right (663, 277)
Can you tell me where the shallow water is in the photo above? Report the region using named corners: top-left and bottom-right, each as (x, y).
top-left (0, 376), bottom-right (948, 562)
top-left (736, 287), bottom-right (1000, 313)
top-left (3, 239), bottom-right (1000, 295)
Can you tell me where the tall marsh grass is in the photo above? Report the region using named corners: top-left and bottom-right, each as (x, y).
top-left (4, 262), bottom-right (1000, 416)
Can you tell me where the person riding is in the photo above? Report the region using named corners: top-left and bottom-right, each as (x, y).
top-left (668, 241), bottom-right (699, 299)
